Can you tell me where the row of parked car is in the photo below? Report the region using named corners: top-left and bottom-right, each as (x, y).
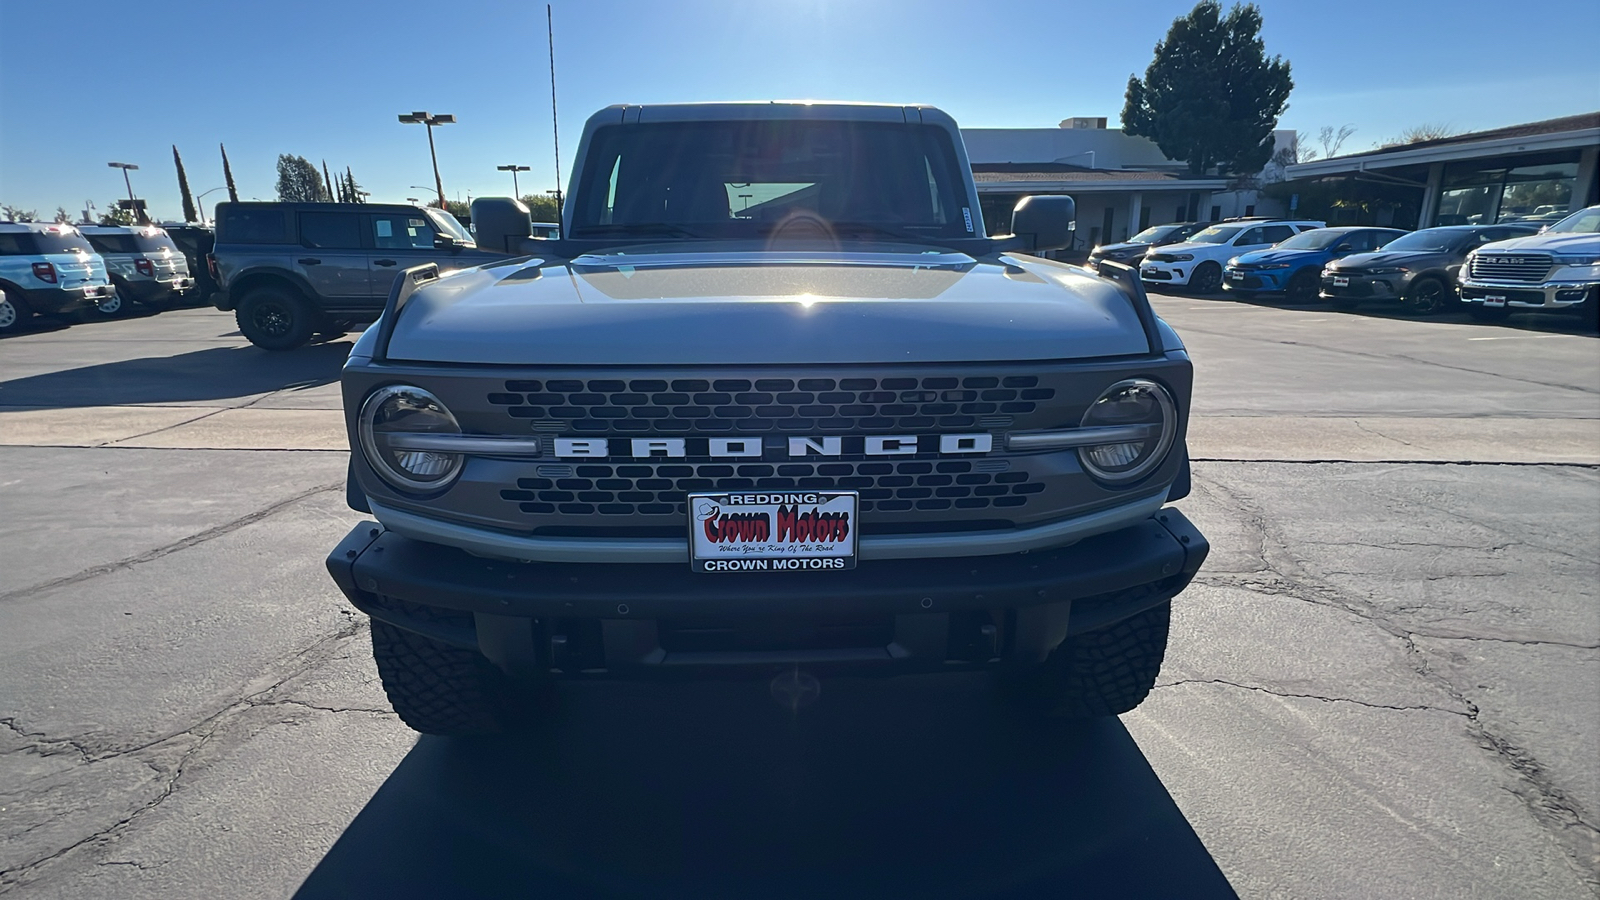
top-left (0, 221), bottom-right (217, 335)
top-left (1087, 207), bottom-right (1600, 323)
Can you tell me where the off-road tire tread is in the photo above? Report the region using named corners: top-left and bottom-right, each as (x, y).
top-left (370, 618), bottom-right (513, 735)
top-left (1018, 597), bottom-right (1171, 718)
top-left (236, 287), bottom-right (316, 351)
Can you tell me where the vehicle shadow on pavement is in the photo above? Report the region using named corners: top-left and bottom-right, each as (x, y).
top-left (294, 674), bottom-right (1236, 900)
top-left (0, 341), bottom-right (349, 408)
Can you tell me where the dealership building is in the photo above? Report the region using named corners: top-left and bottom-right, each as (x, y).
top-left (1275, 112), bottom-right (1599, 230)
top-left (959, 118), bottom-right (1290, 252)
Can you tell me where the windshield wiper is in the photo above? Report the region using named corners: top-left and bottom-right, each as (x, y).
top-left (574, 224), bottom-right (705, 238)
top-left (827, 222), bottom-right (948, 243)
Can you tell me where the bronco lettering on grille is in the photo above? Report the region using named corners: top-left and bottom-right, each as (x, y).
top-left (552, 434), bottom-right (994, 459)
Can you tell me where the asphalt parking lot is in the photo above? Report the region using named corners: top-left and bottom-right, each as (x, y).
top-left (1, 298), bottom-right (1596, 899)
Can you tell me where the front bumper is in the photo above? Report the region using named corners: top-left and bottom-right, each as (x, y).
top-left (1459, 279), bottom-right (1599, 309)
top-left (1140, 264), bottom-right (1191, 285)
top-left (326, 509), bottom-right (1209, 675)
top-left (1223, 268), bottom-right (1289, 292)
top-left (17, 282), bottom-right (113, 315)
top-left (1319, 272), bottom-right (1407, 302)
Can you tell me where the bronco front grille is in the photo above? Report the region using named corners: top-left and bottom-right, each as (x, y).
top-left (1469, 254), bottom-right (1552, 284)
top-left (497, 459), bottom-right (1042, 517)
top-left (488, 375), bottom-right (1055, 435)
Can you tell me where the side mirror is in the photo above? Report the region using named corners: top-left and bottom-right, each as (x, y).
top-left (434, 233), bottom-right (461, 251)
top-left (1010, 195), bottom-right (1076, 253)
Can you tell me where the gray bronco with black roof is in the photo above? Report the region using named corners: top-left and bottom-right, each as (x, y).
top-left (326, 102), bottom-right (1210, 735)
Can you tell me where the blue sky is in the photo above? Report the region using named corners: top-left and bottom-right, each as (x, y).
top-left (2, 0), bottom-right (1596, 221)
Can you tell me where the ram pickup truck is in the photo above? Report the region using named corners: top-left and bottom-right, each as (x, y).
top-left (325, 102), bottom-right (1210, 735)
top-left (1458, 205), bottom-right (1600, 323)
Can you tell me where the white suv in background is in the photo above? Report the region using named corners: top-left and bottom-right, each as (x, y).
top-left (1140, 219), bottom-right (1325, 293)
top-left (1458, 205), bottom-right (1600, 323)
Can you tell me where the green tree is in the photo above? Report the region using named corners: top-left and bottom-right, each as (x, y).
top-left (221, 143), bottom-right (239, 202)
top-left (276, 154), bottom-right (327, 202)
top-left (344, 167), bottom-right (365, 204)
top-left (173, 145), bottom-right (198, 222)
top-left (2, 205), bottom-right (39, 222)
top-left (431, 199), bottom-right (471, 218)
top-left (322, 160), bottom-right (336, 201)
top-left (54, 207), bottom-right (75, 224)
top-left (1121, 1), bottom-right (1293, 176)
top-left (519, 194), bottom-right (561, 222)
top-left (99, 202), bottom-right (136, 226)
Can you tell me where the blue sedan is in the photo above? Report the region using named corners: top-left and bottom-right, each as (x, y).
top-left (1224, 226), bottom-right (1407, 302)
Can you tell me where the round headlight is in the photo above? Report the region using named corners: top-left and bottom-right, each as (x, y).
top-left (1078, 379), bottom-right (1177, 485)
top-left (359, 385), bottom-right (464, 492)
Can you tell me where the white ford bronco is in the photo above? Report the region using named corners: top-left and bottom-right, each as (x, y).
top-left (326, 102), bottom-right (1210, 734)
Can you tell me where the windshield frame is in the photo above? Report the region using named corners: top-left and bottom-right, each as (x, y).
top-left (425, 208), bottom-right (475, 245)
top-left (1274, 230), bottom-right (1347, 251)
top-left (1188, 225), bottom-right (1241, 245)
top-left (1127, 224), bottom-right (1186, 245)
top-left (567, 120), bottom-right (975, 244)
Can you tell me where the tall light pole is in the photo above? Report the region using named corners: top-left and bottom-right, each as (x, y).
top-left (108, 162), bottom-right (143, 223)
top-left (497, 164), bottom-right (530, 197)
top-left (397, 111), bottom-right (455, 209)
top-left (195, 187), bottom-right (225, 225)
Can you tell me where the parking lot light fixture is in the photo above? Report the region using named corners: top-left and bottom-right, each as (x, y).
top-left (497, 164), bottom-right (530, 197)
top-left (108, 162), bottom-right (141, 221)
top-left (398, 111), bottom-right (456, 209)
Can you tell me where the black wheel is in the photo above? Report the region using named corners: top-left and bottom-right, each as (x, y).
top-left (1189, 262), bottom-right (1222, 294)
top-left (1285, 269), bottom-right (1319, 303)
top-left (370, 619), bottom-right (524, 735)
top-left (1007, 599), bottom-right (1171, 718)
top-left (0, 288), bottom-right (31, 334)
top-left (1401, 276), bottom-right (1449, 316)
top-left (1468, 304), bottom-right (1511, 322)
top-left (236, 286), bottom-right (316, 350)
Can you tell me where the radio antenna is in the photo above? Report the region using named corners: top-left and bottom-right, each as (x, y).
top-left (547, 4), bottom-right (563, 223)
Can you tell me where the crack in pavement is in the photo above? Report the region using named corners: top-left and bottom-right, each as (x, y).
top-left (0, 481), bottom-right (341, 605)
top-left (0, 618), bottom-right (376, 890)
top-left (1188, 467), bottom-right (1600, 889)
top-left (1351, 418), bottom-right (1415, 447)
top-left (1152, 677), bottom-right (1470, 716)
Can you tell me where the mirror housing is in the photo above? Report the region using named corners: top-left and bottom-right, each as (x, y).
top-left (434, 233), bottom-right (461, 251)
top-left (1010, 195), bottom-right (1076, 253)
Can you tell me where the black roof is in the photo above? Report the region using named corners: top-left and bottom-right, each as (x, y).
top-left (215, 201), bottom-right (423, 212)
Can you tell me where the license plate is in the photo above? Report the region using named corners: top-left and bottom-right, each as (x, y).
top-left (1483, 295), bottom-right (1507, 307)
top-left (689, 491), bottom-right (858, 573)
top-left (1333, 276), bottom-right (1349, 287)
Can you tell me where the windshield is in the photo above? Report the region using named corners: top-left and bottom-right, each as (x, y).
top-left (1188, 225), bottom-right (1241, 244)
top-left (1128, 224), bottom-right (1185, 244)
top-left (1274, 230), bottom-right (1346, 250)
top-left (1544, 207), bottom-right (1600, 234)
top-left (84, 231), bottom-right (176, 254)
top-left (425, 209), bottom-right (475, 244)
top-left (1381, 229), bottom-right (1467, 253)
top-left (570, 120), bottom-right (972, 241)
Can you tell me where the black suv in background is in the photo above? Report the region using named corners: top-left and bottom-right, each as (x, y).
top-left (210, 202), bottom-right (505, 350)
top-left (160, 223), bottom-right (218, 304)
top-left (1086, 221), bottom-right (1212, 271)
top-left (1320, 223), bottom-right (1541, 315)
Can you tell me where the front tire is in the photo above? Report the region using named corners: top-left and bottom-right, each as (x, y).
top-left (1007, 600), bottom-right (1171, 718)
top-left (1401, 276), bottom-right (1449, 316)
top-left (1285, 269), bottom-right (1319, 303)
top-left (236, 287), bottom-right (316, 350)
top-left (1189, 262), bottom-right (1222, 295)
top-left (370, 619), bottom-right (523, 736)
